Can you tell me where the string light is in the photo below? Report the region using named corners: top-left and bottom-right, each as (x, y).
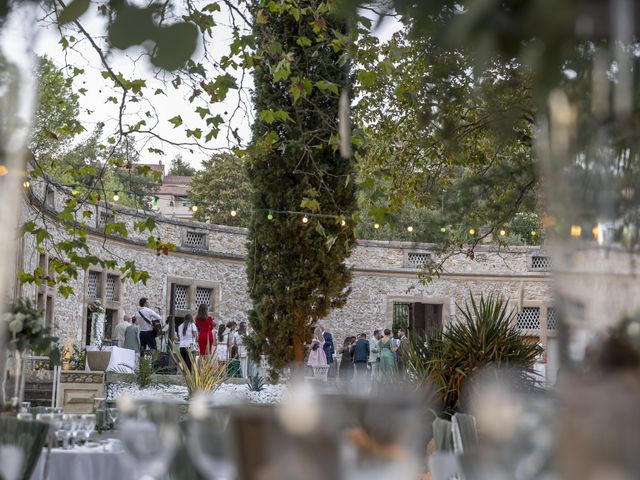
top-left (374, 223), bottom-right (380, 229)
top-left (531, 230), bottom-right (537, 236)
top-left (499, 229), bottom-right (506, 236)
top-left (267, 211), bottom-right (274, 221)
top-left (469, 228), bottom-right (476, 236)
top-left (407, 226), bottom-right (414, 232)
top-left (570, 224), bottom-right (582, 237)
top-left (23, 179), bottom-right (30, 188)
top-left (112, 192), bottom-right (120, 202)
top-left (0, 165), bottom-right (8, 176)
top-left (591, 225), bottom-right (599, 240)
top-left (302, 216), bottom-right (309, 224)
top-left (340, 219), bottom-right (347, 227)
top-left (440, 227), bottom-right (446, 233)
top-left (191, 205), bottom-right (198, 212)
top-left (230, 209), bottom-right (237, 217)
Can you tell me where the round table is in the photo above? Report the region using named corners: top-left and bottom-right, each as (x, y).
top-left (31, 443), bottom-right (132, 480)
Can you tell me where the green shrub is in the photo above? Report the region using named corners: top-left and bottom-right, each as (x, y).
top-left (408, 292), bottom-right (542, 415)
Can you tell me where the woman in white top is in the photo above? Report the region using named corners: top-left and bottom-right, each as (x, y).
top-left (179, 313), bottom-right (198, 372)
top-left (237, 322), bottom-right (248, 377)
top-left (216, 324), bottom-right (229, 363)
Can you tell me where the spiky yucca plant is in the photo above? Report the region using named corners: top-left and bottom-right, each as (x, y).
top-left (408, 292), bottom-right (542, 415)
top-left (169, 343), bottom-right (227, 398)
top-left (246, 371), bottom-right (265, 392)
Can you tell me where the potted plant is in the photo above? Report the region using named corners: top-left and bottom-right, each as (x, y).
top-left (86, 300), bottom-right (111, 371)
top-left (1, 299), bottom-right (58, 408)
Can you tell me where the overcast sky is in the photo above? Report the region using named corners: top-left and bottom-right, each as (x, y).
top-left (34, 4), bottom-right (401, 170)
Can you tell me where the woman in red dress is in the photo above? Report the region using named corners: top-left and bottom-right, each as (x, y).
top-left (195, 304), bottom-right (215, 355)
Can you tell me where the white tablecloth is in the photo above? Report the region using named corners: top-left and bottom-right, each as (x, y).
top-left (31, 445), bottom-right (131, 480)
top-left (85, 346), bottom-right (136, 373)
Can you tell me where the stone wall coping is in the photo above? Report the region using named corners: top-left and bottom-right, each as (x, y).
top-left (352, 266), bottom-right (551, 279)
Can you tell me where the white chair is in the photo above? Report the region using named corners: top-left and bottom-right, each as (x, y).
top-left (0, 445), bottom-right (23, 480)
top-left (311, 365), bottom-right (330, 380)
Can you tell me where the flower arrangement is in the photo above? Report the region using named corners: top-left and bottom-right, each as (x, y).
top-left (3, 298), bottom-right (58, 354)
top-left (88, 300), bottom-right (105, 315)
top-left (89, 299), bottom-right (106, 350)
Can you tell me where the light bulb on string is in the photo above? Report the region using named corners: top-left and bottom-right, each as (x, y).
top-left (340, 219), bottom-right (347, 227)
top-left (469, 228), bottom-right (476, 236)
top-left (230, 209), bottom-right (237, 217)
top-left (23, 179), bottom-right (30, 188)
top-left (374, 223), bottom-right (380, 229)
top-left (591, 225), bottom-right (599, 240)
top-left (267, 211), bottom-right (274, 221)
top-left (112, 192), bottom-right (120, 202)
top-left (0, 165), bottom-right (8, 176)
top-left (570, 224), bottom-right (582, 237)
top-left (531, 230), bottom-right (537, 236)
top-left (302, 216), bottom-right (309, 224)
top-left (191, 204), bottom-right (198, 212)
top-left (499, 229), bottom-right (506, 236)
top-left (440, 227), bottom-right (446, 233)
top-left (407, 226), bottom-right (414, 232)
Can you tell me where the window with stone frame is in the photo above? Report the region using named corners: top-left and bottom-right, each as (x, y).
top-left (517, 307), bottom-right (541, 329)
top-left (105, 274), bottom-right (119, 301)
top-left (407, 252), bottom-right (431, 266)
top-left (184, 231), bottom-right (207, 249)
top-left (168, 279), bottom-right (218, 317)
top-left (174, 285), bottom-right (189, 310)
top-left (84, 270), bottom-right (122, 345)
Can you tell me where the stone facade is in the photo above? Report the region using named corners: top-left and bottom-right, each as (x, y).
top-left (13, 178), bottom-right (561, 377)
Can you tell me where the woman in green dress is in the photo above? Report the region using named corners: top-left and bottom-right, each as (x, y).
top-left (378, 328), bottom-right (397, 380)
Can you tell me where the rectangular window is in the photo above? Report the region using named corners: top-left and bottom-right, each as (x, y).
top-left (392, 302), bottom-right (411, 330)
top-left (195, 287), bottom-right (213, 310)
top-left (531, 255), bottom-right (552, 270)
top-left (184, 231), bottom-right (206, 248)
top-left (547, 308), bottom-right (558, 330)
top-left (45, 295), bottom-right (54, 330)
top-left (104, 309), bottom-right (118, 341)
top-left (407, 252), bottom-right (431, 266)
top-left (174, 285), bottom-right (189, 310)
top-left (517, 307), bottom-right (541, 330)
top-left (87, 271), bottom-right (100, 298)
top-left (105, 275), bottom-right (119, 301)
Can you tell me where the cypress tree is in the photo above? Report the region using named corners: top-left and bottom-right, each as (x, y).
top-left (245, 0), bottom-right (356, 376)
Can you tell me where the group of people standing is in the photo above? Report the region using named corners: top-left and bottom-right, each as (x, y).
top-left (308, 326), bottom-right (411, 381)
top-left (114, 297), bottom-right (249, 378)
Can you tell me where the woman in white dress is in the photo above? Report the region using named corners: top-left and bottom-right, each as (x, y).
top-left (178, 313), bottom-right (198, 372)
top-left (216, 323), bottom-right (229, 364)
top-left (236, 322), bottom-right (249, 377)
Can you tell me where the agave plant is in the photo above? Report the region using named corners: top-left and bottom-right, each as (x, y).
top-left (246, 371), bottom-right (265, 392)
top-left (169, 343), bottom-right (227, 398)
top-left (408, 292), bottom-right (542, 415)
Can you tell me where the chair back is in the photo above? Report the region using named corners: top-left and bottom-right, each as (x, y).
top-left (432, 417), bottom-right (453, 452)
top-left (429, 452), bottom-right (465, 480)
top-left (452, 413), bottom-right (478, 455)
top-left (0, 417), bottom-right (49, 480)
top-left (312, 365), bottom-right (330, 380)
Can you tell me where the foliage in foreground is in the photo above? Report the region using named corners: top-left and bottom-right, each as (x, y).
top-left (407, 293), bottom-right (542, 416)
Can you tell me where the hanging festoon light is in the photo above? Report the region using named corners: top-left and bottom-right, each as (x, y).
top-left (499, 229), bottom-right (506, 237)
top-left (112, 191), bottom-right (120, 202)
top-left (374, 223), bottom-right (380, 229)
top-left (302, 215), bottom-right (309, 224)
top-left (531, 230), bottom-right (537, 237)
top-left (22, 178), bottom-right (30, 188)
top-left (230, 209), bottom-right (237, 217)
top-left (570, 224), bottom-right (582, 237)
top-left (407, 226), bottom-right (414, 233)
top-left (440, 227), bottom-right (447, 233)
top-left (191, 204), bottom-right (198, 212)
top-left (267, 211), bottom-right (274, 221)
top-left (469, 227), bottom-right (476, 236)
top-left (340, 219), bottom-right (347, 227)
top-left (0, 165), bottom-right (8, 176)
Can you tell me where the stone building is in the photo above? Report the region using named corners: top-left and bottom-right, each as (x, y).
top-left (12, 177), bottom-right (563, 382)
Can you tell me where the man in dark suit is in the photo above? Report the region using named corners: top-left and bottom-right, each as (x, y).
top-left (351, 333), bottom-right (370, 380)
top-left (321, 326), bottom-right (336, 378)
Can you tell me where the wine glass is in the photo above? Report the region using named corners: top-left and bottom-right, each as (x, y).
top-left (107, 408), bottom-right (119, 429)
top-left (185, 397), bottom-right (236, 480)
top-left (79, 414), bottom-right (96, 445)
top-left (119, 397), bottom-right (181, 480)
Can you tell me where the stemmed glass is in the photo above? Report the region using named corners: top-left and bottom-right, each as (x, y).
top-left (107, 408), bottom-right (119, 429)
top-left (119, 397), bottom-right (181, 480)
top-left (79, 414), bottom-right (96, 445)
top-left (185, 397), bottom-right (236, 480)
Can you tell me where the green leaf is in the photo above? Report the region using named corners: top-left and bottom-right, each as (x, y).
top-left (168, 115), bottom-right (183, 128)
top-left (58, 0), bottom-right (90, 25)
top-left (186, 128), bottom-right (202, 139)
top-left (315, 80), bottom-right (339, 95)
top-left (259, 110), bottom-right (275, 124)
top-left (296, 36), bottom-right (312, 47)
top-left (195, 106), bottom-right (210, 119)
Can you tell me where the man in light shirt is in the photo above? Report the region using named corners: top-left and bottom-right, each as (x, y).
top-left (369, 329), bottom-right (381, 379)
top-left (114, 314), bottom-right (131, 348)
top-left (135, 297), bottom-right (162, 354)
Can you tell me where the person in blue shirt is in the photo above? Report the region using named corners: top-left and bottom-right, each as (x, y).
top-left (351, 333), bottom-right (370, 380)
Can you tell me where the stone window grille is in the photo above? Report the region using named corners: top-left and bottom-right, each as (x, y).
top-left (174, 285), bottom-right (189, 310)
top-left (98, 210), bottom-right (115, 228)
top-left (184, 231), bottom-right (206, 248)
top-left (517, 307), bottom-right (541, 329)
top-left (87, 271), bottom-right (100, 298)
top-left (547, 308), bottom-right (558, 330)
top-left (407, 252), bottom-right (431, 266)
top-left (195, 287), bottom-right (213, 309)
top-left (45, 187), bottom-right (55, 208)
top-left (105, 275), bottom-right (119, 301)
top-left (531, 255), bottom-right (552, 270)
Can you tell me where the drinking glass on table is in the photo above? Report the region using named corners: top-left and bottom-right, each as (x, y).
top-left (119, 397), bottom-right (181, 480)
top-left (16, 413), bottom-right (32, 421)
top-left (77, 414), bottom-right (96, 445)
top-left (107, 407), bottom-right (119, 429)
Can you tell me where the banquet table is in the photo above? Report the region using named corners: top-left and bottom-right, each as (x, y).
top-left (86, 346), bottom-right (136, 373)
top-left (30, 443), bottom-right (132, 480)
